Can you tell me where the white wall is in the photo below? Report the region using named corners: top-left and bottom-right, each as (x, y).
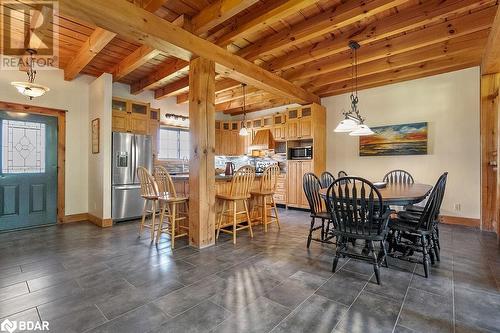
top-left (88, 73), bottom-right (113, 219)
top-left (0, 68), bottom-right (91, 215)
top-left (323, 67), bottom-right (481, 219)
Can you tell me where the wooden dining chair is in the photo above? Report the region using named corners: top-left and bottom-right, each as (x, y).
top-left (303, 173), bottom-right (333, 248)
top-left (153, 166), bottom-right (189, 248)
top-left (250, 164), bottom-right (281, 232)
top-left (326, 177), bottom-right (391, 284)
top-left (337, 170), bottom-right (348, 178)
top-left (137, 166), bottom-right (159, 240)
top-left (216, 165), bottom-right (256, 244)
top-left (383, 169), bottom-right (414, 184)
top-left (320, 171), bottom-right (335, 189)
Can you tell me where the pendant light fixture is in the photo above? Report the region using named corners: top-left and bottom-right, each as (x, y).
top-left (11, 49), bottom-right (50, 100)
top-left (334, 41), bottom-right (373, 136)
top-left (239, 83), bottom-right (249, 136)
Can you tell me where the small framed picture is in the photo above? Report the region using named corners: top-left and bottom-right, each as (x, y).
top-left (91, 118), bottom-right (100, 154)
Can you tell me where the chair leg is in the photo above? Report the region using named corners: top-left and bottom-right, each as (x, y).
top-left (232, 201), bottom-right (237, 244)
top-left (244, 200), bottom-right (253, 238)
top-left (370, 241), bottom-right (381, 285)
top-left (320, 219), bottom-right (325, 241)
top-left (307, 217), bottom-right (315, 248)
top-left (272, 197), bottom-right (280, 229)
top-left (381, 240), bottom-right (389, 268)
top-left (216, 200), bottom-right (226, 241)
top-left (332, 236), bottom-right (342, 272)
top-left (168, 203), bottom-right (176, 249)
top-left (139, 199), bottom-right (147, 237)
top-left (421, 235), bottom-right (430, 278)
top-left (155, 202), bottom-right (166, 244)
top-left (263, 196), bottom-right (268, 232)
top-left (150, 200), bottom-right (157, 241)
top-left (429, 236), bottom-right (436, 265)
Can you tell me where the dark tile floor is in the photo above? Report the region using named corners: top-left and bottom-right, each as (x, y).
top-left (0, 209), bottom-right (499, 333)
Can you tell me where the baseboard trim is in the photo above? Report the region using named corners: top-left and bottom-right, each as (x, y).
top-left (88, 213), bottom-right (113, 228)
top-left (441, 215), bottom-right (480, 228)
top-left (62, 213), bottom-right (89, 224)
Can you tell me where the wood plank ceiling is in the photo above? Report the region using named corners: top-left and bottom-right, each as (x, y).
top-left (5, 0), bottom-right (498, 114)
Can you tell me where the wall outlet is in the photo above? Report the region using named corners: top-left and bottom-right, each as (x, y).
top-left (454, 203), bottom-right (461, 211)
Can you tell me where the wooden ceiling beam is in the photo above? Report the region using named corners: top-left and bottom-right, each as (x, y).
top-left (215, 0), bottom-right (318, 47)
top-left (191, 0), bottom-right (260, 35)
top-left (131, 58), bottom-right (188, 94)
top-left (223, 100), bottom-right (293, 115)
top-left (238, 0), bottom-right (408, 61)
top-left (217, 92), bottom-right (295, 113)
top-left (60, 0), bottom-right (319, 103)
top-left (154, 76), bottom-right (189, 99)
top-left (283, 7), bottom-right (496, 82)
top-left (268, 0), bottom-right (496, 72)
top-left (111, 45), bottom-right (161, 81)
top-left (133, 0), bottom-right (166, 12)
top-left (315, 52), bottom-right (482, 96)
top-left (301, 30), bottom-right (489, 90)
top-left (177, 78), bottom-right (241, 103)
top-left (215, 85), bottom-right (261, 104)
top-left (64, 27), bottom-right (116, 81)
top-left (482, 4), bottom-right (500, 74)
top-left (319, 62), bottom-right (478, 97)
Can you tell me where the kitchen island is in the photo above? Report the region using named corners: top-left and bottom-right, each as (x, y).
top-left (169, 172), bottom-right (286, 227)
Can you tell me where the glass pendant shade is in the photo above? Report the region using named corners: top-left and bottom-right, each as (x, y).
top-left (334, 118), bottom-right (359, 132)
top-left (239, 125), bottom-right (249, 136)
top-left (349, 124), bottom-right (374, 136)
top-left (11, 82), bottom-right (49, 99)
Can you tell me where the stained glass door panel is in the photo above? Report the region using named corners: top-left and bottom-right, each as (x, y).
top-left (0, 111), bottom-right (58, 231)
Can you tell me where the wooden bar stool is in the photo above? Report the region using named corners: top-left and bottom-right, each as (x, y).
top-left (250, 165), bottom-right (281, 232)
top-left (137, 166), bottom-right (159, 241)
top-left (216, 165), bottom-right (255, 244)
top-left (153, 166), bottom-right (189, 248)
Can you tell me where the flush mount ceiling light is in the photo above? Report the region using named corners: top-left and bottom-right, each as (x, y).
top-left (334, 41), bottom-right (373, 136)
top-left (239, 83), bottom-right (249, 136)
top-left (11, 49), bottom-right (50, 100)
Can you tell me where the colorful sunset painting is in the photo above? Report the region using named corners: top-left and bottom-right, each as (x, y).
top-left (359, 122), bottom-right (428, 156)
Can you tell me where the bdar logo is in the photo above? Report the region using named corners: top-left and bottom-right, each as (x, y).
top-left (0, 319), bottom-right (17, 333)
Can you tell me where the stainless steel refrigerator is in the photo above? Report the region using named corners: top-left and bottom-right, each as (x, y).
top-left (112, 132), bottom-right (152, 221)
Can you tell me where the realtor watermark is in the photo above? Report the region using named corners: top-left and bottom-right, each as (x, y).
top-left (0, 0), bottom-right (59, 70)
top-left (1, 319), bottom-right (49, 333)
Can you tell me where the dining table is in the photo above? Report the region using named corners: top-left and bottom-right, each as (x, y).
top-left (318, 182), bottom-right (433, 207)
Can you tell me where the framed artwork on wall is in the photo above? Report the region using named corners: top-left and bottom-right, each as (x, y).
top-left (91, 118), bottom-right (100, 154)
top-left (359, 122), bottom-right (428, 156)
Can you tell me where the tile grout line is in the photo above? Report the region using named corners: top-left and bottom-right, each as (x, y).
top-left (331, 270), bottom-right (375, 332)
top-left (391, 263), bottom-right (417, 333)
top-left (266, 258), bottom-right (352, 333)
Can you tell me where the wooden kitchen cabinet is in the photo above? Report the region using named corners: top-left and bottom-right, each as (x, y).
top-left (287, 119), bottom-right (299, 139)
top-left (112, 97), bottom-right (150, 135)
top-left (149, 108), bottom-right (160, 159)
top-left (273, 125), bottom-right (286, 141)
top-left (299, 117), bottom-right (312, 138)
top-left (287, 160), bottom-right (313, 208)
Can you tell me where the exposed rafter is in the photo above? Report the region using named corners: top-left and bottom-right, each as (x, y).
top-left (283, 7), bottom-right (496, 82)
top-left (482, 4), bottom-right (500, 74)
top-left (59, 0), bottom-right (320, 104)
top-left (315, 51), bottom-right (482, 96)
top-left (215, 0), bottom-right (318, 47)
top-left (191, 0), bottom-right (260, 35)
top-left (238, 0), bottom-right (409, 61)
top-left (111, 45), bottom-right (161, 81)
top-left (64, 28), bottom-right (116, 81)
top-left (266, 0), bottom-right (494, 71)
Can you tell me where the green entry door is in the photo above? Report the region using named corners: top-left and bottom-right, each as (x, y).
top-left (0, 111), bottom-right (58, 232)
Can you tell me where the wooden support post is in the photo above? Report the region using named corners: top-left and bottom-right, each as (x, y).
top-left (480, 73), bottom-right (500, 234)
top-left (188, 57), bottom-right (216, 248)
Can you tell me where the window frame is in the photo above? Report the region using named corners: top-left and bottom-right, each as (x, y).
top-left (158, 126), bottom-right (190, 160)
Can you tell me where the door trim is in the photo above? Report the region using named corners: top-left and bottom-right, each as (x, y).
top-left (0, 101), bottom-right (66, 223)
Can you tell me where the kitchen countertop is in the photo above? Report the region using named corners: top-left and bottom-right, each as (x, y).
top-left (170, 173), bottom-right (285, 181)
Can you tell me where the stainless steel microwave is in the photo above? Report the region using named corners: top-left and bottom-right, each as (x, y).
top-left (289, 146), bottom-right (312, 160)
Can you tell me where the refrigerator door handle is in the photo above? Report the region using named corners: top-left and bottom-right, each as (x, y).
top-left (133, 135), bottom-right (138, 183)
top-left (114, 185), bottom-right (141, 190)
